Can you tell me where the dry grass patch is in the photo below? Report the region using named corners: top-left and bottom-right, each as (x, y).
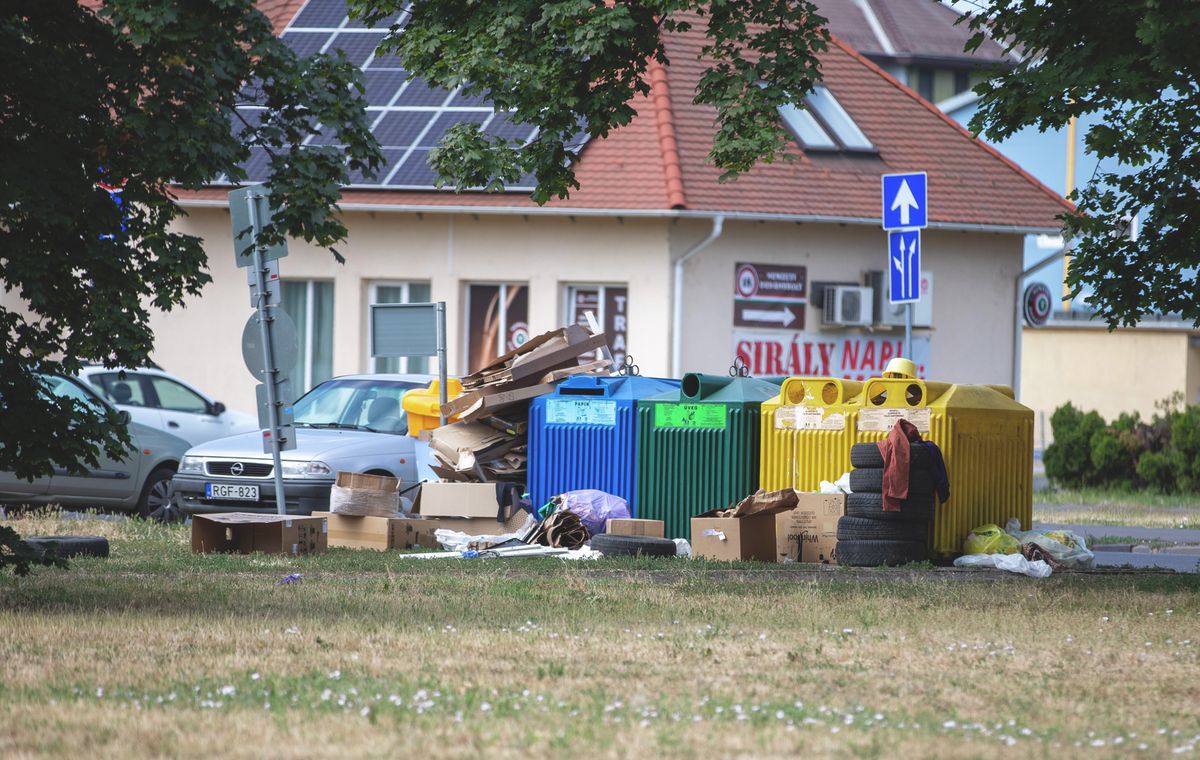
top-left (2, 512), bottom-right (1199, 758)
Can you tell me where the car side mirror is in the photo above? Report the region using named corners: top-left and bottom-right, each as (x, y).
top-left (211, 401), bottom-right (227, 416)
top-left (118, 410), bottom-right (132, 426)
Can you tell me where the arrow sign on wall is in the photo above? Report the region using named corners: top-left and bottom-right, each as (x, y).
top-left (734, 301), bottom-right (802, 330)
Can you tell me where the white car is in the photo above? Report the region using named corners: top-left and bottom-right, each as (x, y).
top-left (78, 366), bottom-right (258, 446)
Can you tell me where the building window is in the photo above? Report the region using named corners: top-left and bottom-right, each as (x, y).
top-left (778, 86), bottom-right (874, 153)
top-left (465, 283), bottom-right (528, 373)
top-left (917, 68), bottom-right (935, 101)
top-left (953, 70), bottom-right (970, 96)
top-left (565, 284), bottom-right (628, 366)
top-left (281, 280), bottom-right (334, 393)
top-left (369, 281), bottom-right (432, 375)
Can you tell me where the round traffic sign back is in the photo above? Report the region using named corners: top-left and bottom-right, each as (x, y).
top-left (242, 308), bottom-right (299, 380)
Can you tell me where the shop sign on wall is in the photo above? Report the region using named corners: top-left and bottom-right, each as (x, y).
top-left (733, 331), bottom-right (930, 380)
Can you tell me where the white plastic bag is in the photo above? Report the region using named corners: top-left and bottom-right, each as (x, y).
top-left (1004, 519), bottom-right (1094, 569)
top-left (953, 553), bottom-right (1053, 578)
top-left (820, 472), bottom-right (852, 494)
top-left (557, 490), bottom-right (631, 536)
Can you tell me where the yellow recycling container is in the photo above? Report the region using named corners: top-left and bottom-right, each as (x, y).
top-left (401, 379), bottom-right (464, 438)
top-left (759, 376), bottom-right (863, 492)
top-left (760, 370), bottom-right (1033, 559)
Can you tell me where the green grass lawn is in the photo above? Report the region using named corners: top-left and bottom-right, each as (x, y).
top-left (2, 512), bottom-right (1199, 758)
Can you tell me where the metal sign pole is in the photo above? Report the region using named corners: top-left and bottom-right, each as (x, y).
top-left (246, 191), bottom-right (288, 516)
top-left (904, 302), bottom-right (913, 358)
top-left (436, 301), bottom-right (448, 426)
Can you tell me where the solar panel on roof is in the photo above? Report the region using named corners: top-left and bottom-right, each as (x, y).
top-left (225, 0), bottom-right (585, 191)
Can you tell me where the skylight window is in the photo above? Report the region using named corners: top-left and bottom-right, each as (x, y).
top-left (779, 86), bottom-right (875, 153)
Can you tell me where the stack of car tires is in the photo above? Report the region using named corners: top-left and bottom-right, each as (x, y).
top-left (837, 443), bottom-right (935, 566)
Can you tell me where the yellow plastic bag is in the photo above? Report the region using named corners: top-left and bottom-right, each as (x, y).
top-left (964, 524), bottom-right (1020, 555)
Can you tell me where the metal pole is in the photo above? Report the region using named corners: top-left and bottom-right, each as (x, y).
top-left (904, 302), bottom-right (913, 358)
top-left (247, 191), bottom-right (288, 516)
top-left (436, 301), bottom-right (448, 427)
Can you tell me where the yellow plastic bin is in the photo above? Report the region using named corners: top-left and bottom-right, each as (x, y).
top-left (401, 379), bottom-right (464, 438)
top-left (759, 376), bottom-right (863, 492)
top-left (760, 364), bottom-right (1034, 559)
top-left (854, 376), bottom-right (1033, 558)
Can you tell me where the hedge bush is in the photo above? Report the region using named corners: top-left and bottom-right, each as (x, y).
top-left (1044, 395), bottom-right (1200, 493)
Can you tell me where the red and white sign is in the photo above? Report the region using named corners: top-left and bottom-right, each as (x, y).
top-left (734, 331), bottom-right (930, 380)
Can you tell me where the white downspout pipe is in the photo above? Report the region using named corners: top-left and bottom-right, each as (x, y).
top-left (672, 215), bottom-right (725, 376)
top-left (1012, 243), bottom-right (1070, 398)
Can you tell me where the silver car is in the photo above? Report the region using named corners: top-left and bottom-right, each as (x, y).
top-left (172, 374), bottom-right (438, 516)
top-left (77, 365), bottom-right (258, 446)
top-left (0, 375), bottom-right (190, 518)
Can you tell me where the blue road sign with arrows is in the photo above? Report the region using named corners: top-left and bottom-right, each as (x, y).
top-left (881, 172), bottom-right (927, 230)
top-left (888, 230), bottom-right (921, 304)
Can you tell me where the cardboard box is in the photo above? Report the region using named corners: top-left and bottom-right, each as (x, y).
top-left (690, 511), bottom-right (776, 562)
top-left (329, 471), bottom-right (401, 517)
top-left (606, 518), bottom-right (665, 538)
top-left (775, 492), bottom-right (845, 564)
top-left (312, 512), bottom-right (439, 551)
top-left (416, 481), bottom-right (510, 519)
top-left (191, 513), bottom-right (328, 555)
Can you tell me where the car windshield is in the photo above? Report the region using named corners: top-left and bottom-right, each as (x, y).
top-left (38, 374), bottom-right (111, 414)
top-left (292, 378), bottom-right (423, 435)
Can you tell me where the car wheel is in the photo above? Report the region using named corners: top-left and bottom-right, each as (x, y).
top-left (138, 466), bottom-right (180, 522)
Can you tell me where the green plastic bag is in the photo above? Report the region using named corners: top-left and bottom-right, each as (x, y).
top-left (964, 524), bottom-right (1020, 555)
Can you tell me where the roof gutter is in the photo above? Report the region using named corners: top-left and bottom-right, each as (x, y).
top-left (672, 215), bottom-right (724, 376)
top-left (174, 197), bottom-right (1063, 235)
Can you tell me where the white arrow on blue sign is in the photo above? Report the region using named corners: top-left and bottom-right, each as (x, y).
top-left (888, 230), bottom-right (921, 305)
top-left (881, 172), bottom-right (927, 230)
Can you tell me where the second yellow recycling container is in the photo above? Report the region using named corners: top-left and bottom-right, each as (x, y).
top-left (760, 371), bottom-right (1033, 558)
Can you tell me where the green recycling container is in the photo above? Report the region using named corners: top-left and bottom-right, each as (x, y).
top-left (635, 372), bottom-right (782, 539)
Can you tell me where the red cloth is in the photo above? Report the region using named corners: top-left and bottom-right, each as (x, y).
top-left (876, 419), bottom-right (923, 512)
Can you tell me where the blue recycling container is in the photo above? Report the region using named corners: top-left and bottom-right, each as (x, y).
top-left (528, 374), bottom-right (681, 515)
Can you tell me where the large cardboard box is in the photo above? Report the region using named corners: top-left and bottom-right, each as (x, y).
top-left (416, 482), bottom-right (511, 519)
top-left (191, 513), bottom-right (328, 555)
top-left (775, 493), bottom-right (845, 564)
top-left (312, 512), bottom-right (438, 551)
top-left (606, 518), bottom-right (665, 538)
top-left (690, 511), bottom-right (776, 562)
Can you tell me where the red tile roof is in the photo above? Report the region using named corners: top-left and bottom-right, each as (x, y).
top-left (177, 6), bottom-right (1070, 232)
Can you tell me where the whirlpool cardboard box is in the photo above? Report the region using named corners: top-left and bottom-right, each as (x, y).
top-left (191, 513), bottom-right (327, 555)
top-left (775, 493), bottom-right (845, 564)
top-left (312, 512), bottom-right (439, 551)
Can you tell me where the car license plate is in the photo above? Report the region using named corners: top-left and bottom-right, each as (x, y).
top-left (206, 483), bottom-right (260, 501)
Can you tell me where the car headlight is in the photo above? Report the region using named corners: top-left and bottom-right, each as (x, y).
top-left (179, 456), bottom-right (204, 475)
top-left (280, 460), bottom-right (333, 479)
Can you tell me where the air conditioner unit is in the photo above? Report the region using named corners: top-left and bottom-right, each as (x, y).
top-left (822, 286), bottom-right (873, 326)
top-left (867, 270), bottom-right (933, 327)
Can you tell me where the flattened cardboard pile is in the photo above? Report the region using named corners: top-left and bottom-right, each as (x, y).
top-left (429, 324), bottom-right (610, 483)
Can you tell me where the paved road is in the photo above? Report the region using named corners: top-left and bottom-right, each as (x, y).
top-left (1091, 552), bottom-right (1199, 573)
top-left (1035, 522), bottom-right (1200, 543)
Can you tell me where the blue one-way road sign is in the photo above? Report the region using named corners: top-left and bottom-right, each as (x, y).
top-left (888, 230), bottom-right (921, 304)
top-left (881, 172), bottom-right (927, 230)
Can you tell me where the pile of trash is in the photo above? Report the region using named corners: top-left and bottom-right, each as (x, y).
top-left (429, 324), bottom-right (610, 482)
top-left (953, 519), bottom-right (1094, 577)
